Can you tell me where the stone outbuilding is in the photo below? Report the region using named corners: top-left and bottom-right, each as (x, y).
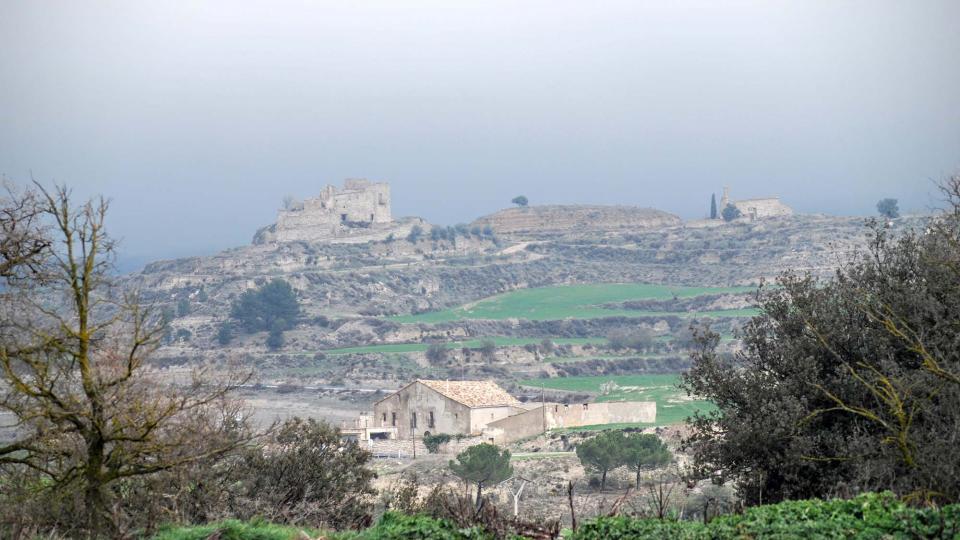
top-left (373, 379), bottom-right (524, 440)
top-left (719, 186), bottom-right (793, 220)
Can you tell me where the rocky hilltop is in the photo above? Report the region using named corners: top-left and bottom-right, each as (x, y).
top-left (253, 179), bottom-right (423, 245)
top-left (472, 205), bottom-right (680, 236)
top-left (130, 211), bottom-right (926, 363)
top-left (123, 179), bottom-right (929, 369)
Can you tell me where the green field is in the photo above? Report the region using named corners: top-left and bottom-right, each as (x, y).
top-left (316, 337), bottom-right (606, 356)
top-left (391, 283), bottom-right (757, 323)
top-left (519, 374), bottom-right (714, 426)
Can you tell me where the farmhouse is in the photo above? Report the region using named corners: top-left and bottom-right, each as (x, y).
top-left (346, 379), bottom-right (658, 446)
top-left (372, 379), bottom-right (524, 440)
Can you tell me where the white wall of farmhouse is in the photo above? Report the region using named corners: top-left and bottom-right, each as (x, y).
top-left (373, 381), bottom-right (472, 439)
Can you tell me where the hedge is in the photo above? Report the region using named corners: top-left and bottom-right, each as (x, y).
top-left (572, 492), bottom-right (960, 539)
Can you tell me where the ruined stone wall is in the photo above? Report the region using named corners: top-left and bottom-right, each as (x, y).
top-left (482, 401), bottom-right (657, 444)
top-left (363, 434), bottom-right (486, 457)
top-left (733, 198), bottom-right (793, 219)
top-left (260, 179), bottom-right (393, 243)
top-left (472, 205), bottom-right (681, 236)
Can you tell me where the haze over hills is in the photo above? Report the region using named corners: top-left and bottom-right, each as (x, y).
top-left (3, 2), bottom-right (951, 267)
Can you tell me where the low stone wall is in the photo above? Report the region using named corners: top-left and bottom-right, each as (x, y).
top-left (472, 205), bottom-right (681, 235)
top-left (364, 438), bottom-right (427, 458)
top-left (363, 435), bottom-right (486, 459)
top-left (483, 401), bottom-right (657, 444)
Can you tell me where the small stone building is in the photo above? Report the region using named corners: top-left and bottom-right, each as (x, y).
top-left (719, 186), bottom-right (793, 220)
top-left (373, 379), bottom-right (524, 439)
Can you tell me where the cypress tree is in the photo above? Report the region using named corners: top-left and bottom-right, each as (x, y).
top-left (710, 193), bottom-right (718, 219)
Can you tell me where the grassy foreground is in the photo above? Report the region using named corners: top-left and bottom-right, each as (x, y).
top-left (520, 374), bottom-right (715, 426)
top-left (153, 493), bottom-right (959, 539)
top-left (391, 283), bottom-right (756, 323)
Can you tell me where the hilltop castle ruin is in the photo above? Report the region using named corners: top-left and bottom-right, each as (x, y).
top-left (254, 179), bottom-right (421, 244)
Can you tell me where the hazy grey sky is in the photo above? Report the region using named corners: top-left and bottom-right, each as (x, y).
top-left (1, 1), bottom-right (957, 268)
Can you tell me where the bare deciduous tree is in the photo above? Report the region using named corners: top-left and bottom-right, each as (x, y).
top-left (0, 180), bottom-right (50, 280)
top-left (0, 184), bottom-right (252, 536)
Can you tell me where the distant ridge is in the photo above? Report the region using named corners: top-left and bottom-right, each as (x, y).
top-left (471, 204), bottom-right (681, 235)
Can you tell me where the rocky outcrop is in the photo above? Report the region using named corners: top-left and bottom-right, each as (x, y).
top-left (472, 205), bottom-right (681, 236)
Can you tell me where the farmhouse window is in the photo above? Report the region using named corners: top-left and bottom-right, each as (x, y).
top-left (428, 411), bottom-right (435, 428)
top-left (391, 412), bottom-right (396, 426)
top-left (382, 413), bottom-right (386, 423)
top-left (411, 412), bottom-right (417, 429)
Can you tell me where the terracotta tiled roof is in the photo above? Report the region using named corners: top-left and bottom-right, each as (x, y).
top-left (417, 379), bottom-right (521, 408)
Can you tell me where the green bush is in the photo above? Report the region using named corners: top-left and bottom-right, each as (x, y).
top-left (572, 517), bottom-right (706, 540)
top-left (360, 512), bottom-right (490, 540)
top-left (406, 224), bottom-right (424, 243)
top-left (423, 433), bottom-right (452, 453)
top-left (572, 492), bottom-right (960, 540)
top-left (151, 493), bottom-right (960, 540)
top-left (217, 322), bottom-right (233, 345)
top-left (230, 279), bottom-right (300, 334)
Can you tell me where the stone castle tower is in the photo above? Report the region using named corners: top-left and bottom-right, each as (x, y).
top-left (254, 178), bottom-right (402, 243)
top-left (296, 178), bottom-right (391, 225)
top-left (720, 186), bottom-right (730, 211)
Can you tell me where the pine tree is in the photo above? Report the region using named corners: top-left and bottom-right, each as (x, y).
top-left (450, 443), bottom-right (513, 507)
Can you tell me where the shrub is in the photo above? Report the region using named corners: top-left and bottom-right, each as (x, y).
top-left (606, 328), bottom-right (654, 351)
top-left (426, 343), bottom-right (449, 366)
top-left (232, 418), bottom-right (376, 530)
top-left (406, 224), bottom-right (424, 243)
top-left (424, 433), bottom-right (453, 454)
top-left (477, 340), bottom-right (497, 362)
top-left (177, 297), bottom-right (191, 317)
top-left (230, 279), bottom-right (300, 334)
top-left (571, 492), bottom-right (960, 540)
top-left (217, 322), bottom-right (233, 345)
top-left (361, 512), bottom-right (490, 540)
top-left (721, 204), bottom-right (741, 222)
top-left (266, 327), bottom-right (284, 350)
